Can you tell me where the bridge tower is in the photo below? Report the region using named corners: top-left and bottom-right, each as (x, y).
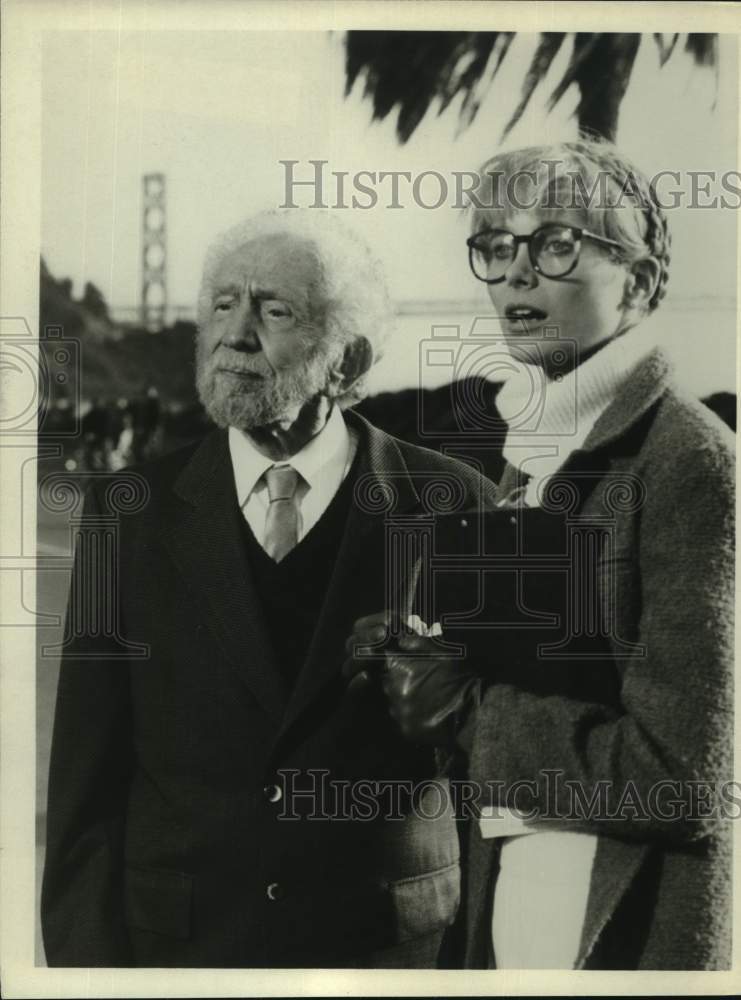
top-left (141, 173), bottom-right (167, 332)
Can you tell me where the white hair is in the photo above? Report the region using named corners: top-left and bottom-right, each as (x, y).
top-left (197, 209), bottom-right (393, 408)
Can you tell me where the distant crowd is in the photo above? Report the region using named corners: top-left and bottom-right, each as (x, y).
top-left (41, 388), bottom-right (211, 472)
top-left (81, 388), bottom-right (163, 470)
top-left (39, 380), bottom-right (736, 478)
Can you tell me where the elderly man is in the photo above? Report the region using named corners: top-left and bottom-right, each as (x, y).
top-left (41, 210), bottom-right (496, 968)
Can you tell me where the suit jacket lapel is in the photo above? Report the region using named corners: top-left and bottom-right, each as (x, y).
top-left (279, 413), bottom-right (422, 735)
top-left (161, 430), bottom-right (287, 723)
top-left (495, 460), bottom-right (524, 503)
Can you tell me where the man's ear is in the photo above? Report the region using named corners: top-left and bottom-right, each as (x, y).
top-left (326, 336), bottom-right (374, 396)
top-left (621, 256), bottom-right (660, 311)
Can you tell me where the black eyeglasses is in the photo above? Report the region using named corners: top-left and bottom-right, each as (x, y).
top-left (467, 223), bottom-right (624, 283)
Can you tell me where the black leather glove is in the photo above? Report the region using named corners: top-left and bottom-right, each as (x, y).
top-left (343, 611), bottom-right (482, 746)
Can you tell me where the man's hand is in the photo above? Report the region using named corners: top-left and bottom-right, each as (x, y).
top-left (343, 611), bottom-right (482, 746)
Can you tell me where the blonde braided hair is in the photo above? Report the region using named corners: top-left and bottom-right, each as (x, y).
top-left (569, 139), bottom-right (671, 312)
top-left (642, 179), bottom-right (671, 311)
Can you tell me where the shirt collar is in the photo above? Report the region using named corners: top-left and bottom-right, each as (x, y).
top-left (228, 404), bottom-right (351, 506)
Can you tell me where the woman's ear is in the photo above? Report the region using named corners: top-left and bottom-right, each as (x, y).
top-left (621, 256), bottom-right (661, 311)
top-left (326, 336), bottom-right (374, 397)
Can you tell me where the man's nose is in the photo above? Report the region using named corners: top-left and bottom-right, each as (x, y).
top-left (506, 243), bottom-right (538, 288)
top-left (221, 308), bottom-right (262, 352)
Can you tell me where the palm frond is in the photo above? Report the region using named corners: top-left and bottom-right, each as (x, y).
top-left (686, 33), bottom-right (717, 66)
top-left (344, 30), bottom-right (719, 144)
top-left (456, 32), bottom-right (515, 134)
top-left (345, 32), bottom-right (494, 142)
top-left (501, 32), bottom-right (566, 139)
top-left (438, 34), bottom-right (498, 116)
top-left (687, 33), bottom-right (720, 108)
top-left (545, 33), bottom-right (604, 112)
top-left (571, 34), bottom-right (641, 141)
top-left (653, 33), bottom-right (679, 66)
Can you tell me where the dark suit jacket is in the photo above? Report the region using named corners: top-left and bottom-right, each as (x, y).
top-left (41, 410), bottom-right (497, 968)
top-left (459, 348), bottom-right (735, 969)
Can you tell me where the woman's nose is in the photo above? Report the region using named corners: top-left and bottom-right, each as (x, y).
top-left (506, 243), bottom-right (538, 288)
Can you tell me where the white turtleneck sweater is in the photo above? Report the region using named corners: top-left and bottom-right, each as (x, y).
top-left (495, 325), bottom-right (658, 506)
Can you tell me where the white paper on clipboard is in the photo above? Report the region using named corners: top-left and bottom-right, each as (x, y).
top-left (479, 806), bottom-right (540, 840)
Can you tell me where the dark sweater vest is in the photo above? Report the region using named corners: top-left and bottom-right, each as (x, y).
top-left (239, 458), bottom-right (359, 687)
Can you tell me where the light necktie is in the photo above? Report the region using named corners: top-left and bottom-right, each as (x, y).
top-left (264, 464), bottom-right (301, 562)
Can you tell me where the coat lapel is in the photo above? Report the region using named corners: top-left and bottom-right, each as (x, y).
top-left (536, 346), bottom-right (673, 496)
top-left (576, 346), bottom-right (673, 457)
top-left (553, 349), bottom-right (672, 965)
top-left (488, 349), bottom-right (674, 967)
top-left (161, 430), bottom-right (287, 723)
top-left (576, 838), bottom-right (652, 968)
top-left (279, 413), bottom-right (422, 735)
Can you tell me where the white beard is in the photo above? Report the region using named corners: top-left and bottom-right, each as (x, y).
top-left (196, 342), bottom-right (335, 431)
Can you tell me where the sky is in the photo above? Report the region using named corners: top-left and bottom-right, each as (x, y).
top-left (41, 29), bottom-right (738, 312)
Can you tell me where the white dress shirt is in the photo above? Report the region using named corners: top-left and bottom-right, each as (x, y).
top-left (228, 405), bottom-right (358, 550)
top-left (482, 326), bottom-right (658, 968)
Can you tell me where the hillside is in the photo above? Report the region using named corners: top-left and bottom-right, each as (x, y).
top-left (40, 259), bottom-right (199, 406)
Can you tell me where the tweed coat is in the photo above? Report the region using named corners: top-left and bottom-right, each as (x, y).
top-left (458, 347), bottom-right (735, 969)
top-left (41, 411), bottom-right (498, 968)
